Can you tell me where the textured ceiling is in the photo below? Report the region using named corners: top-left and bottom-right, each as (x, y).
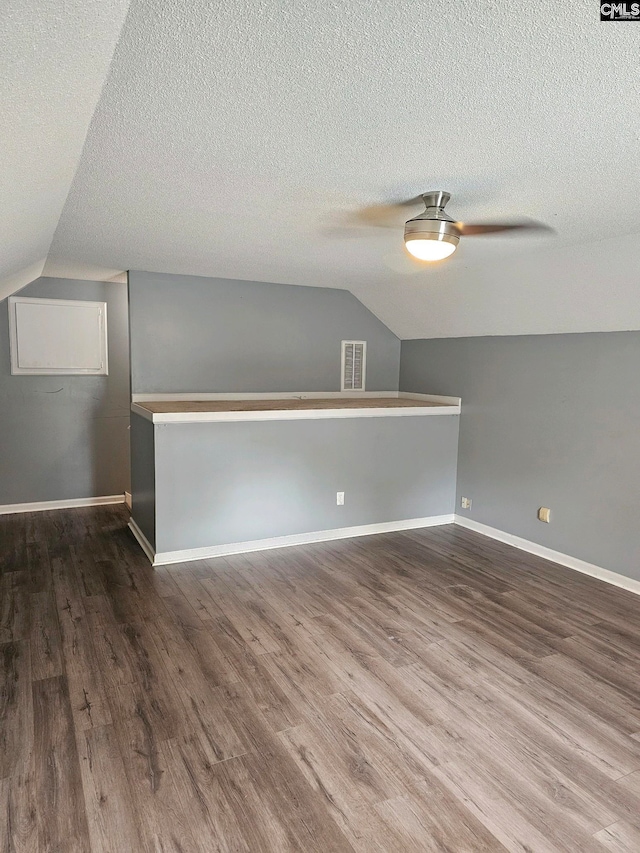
top-left (9, 0), bottom-right (640, 336)
top-left (0, 0), bottom-right (130, 300)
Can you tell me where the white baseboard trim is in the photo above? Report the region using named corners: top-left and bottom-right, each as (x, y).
top-left (454, 515), bottom-right (640, 597)
top-left (124, 491), bottom-right (132, 509)
top-left (0, 494), bottom-right (125, 516)
top-left (128, 518), bottom-right (156, 564)
top-left (132, 514), bottom-right (455, 567)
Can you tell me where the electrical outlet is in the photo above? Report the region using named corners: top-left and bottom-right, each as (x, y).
top-left (461, 497), bottom-right (472, 510)
top-left (538, 506), bottom-right (551, 523)
top-left (336, 491), bottom-right (345, 505)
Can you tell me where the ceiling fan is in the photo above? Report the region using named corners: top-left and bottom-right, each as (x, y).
top-left (337, 190), bottom-right (553, 262)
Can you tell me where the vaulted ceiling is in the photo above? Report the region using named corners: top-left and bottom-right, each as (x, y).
top-left (4, 0), bottom-right (640, 337)
top-left (0, 0), bottom-right (131, 300)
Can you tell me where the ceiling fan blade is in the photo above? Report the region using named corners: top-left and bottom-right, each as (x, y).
top-left (339, 195), bottom-right (426, 230)
top-left (456, 219), bottom-right (554, 236)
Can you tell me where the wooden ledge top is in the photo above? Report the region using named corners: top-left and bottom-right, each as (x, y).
top-left (130, 393), bottom-right (461, 424)
top-left (136, 397), bottom-right (452, 414)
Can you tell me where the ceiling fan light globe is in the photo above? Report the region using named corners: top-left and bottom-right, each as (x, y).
top-left (405, 238), bottom-right (457, 261)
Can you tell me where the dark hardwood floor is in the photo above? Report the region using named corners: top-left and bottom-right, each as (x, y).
top-left (2, 505), bottom-right (640, 851)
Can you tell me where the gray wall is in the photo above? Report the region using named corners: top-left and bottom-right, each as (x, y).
top-left (128, 271), bottom-right (400, 394)
top-left (0, 277), bottom-right (130, 505)
top-left (400, 333), bottom-right (640, 581)
top-left (151, 416), bottom-right (459, 553)
top-left (130, 412), bottom-right (155, 547)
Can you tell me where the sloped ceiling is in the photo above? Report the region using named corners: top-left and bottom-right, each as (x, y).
top-left (6, 0), bottom-right (640, 337)
top-left (0, 0), bottom-right (131, 300)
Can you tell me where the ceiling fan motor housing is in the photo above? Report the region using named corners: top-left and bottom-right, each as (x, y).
top-left (404, 216), bottom-right (460, 250)
top-left (404, 190), bottom-right (460, 253)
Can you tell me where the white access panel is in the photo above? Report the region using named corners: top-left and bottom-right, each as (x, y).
top-left (8, 296), bottom-right (108, 375)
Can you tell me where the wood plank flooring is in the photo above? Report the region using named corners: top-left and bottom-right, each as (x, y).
top-left (2, 505), bottom-right (640, 852)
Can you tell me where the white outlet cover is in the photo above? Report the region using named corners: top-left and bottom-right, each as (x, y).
top-left (336, 492), bottom-right (345, 505)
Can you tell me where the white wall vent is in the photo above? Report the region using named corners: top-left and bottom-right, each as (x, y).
top-left (8, 296), bottom-right (108, 375)
top-left (341, 340), bottom-right (366, 391)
